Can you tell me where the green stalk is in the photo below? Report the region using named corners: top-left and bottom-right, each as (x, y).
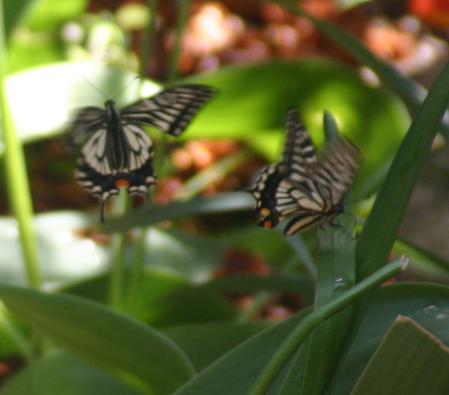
top-left (167, 0), bottom-right (191, 83)
top-left (126, 227), bottom-right (147, 317)
top-left (0, 0), bottom-right (41, 288)
top-left (108, 189), bottom-right (129, 309)
top-left (247, 256), bottom-right (408, 395)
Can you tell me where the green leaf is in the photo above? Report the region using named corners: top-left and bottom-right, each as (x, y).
top-left (23, 0), bottom-right (87, 31)
top-left (280, 227), bottom-right (356, 394)
top-left (1, 351), bottom-right (140, 395)
top-left (0, 284), bottom-right (194, 394)
top-left (173, 312), bottom-right (307, 395)
top-left (175, 260), bottom-right (403, 395)
top-left (274, 0), bottom-right (449, 139)
top-left (162, 322), bottom-right (269, 371)
top-left (101, 192), bottom-right (253, 233)
top-left (187, 60), bottom-right (408, 172)
top-left (4, 0), bottom-right (33, 38)
top-left (351, 316), bottom-right (449, 395)
top-left (357, 60), bottom-right (449, 281)
top-left (331, 283), bottom-right (449, 394)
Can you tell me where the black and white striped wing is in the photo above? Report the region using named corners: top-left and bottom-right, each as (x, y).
top-left (313, 137), bottom-right (360, 207)
top-left (69, 106), bottom-right (107, 148)
top-left (80, 122), bottom-right (153, 176)
top-left (250, 108), bottom-right (324, 232)
top-left (249, 108), bottom-right (360, 235)
top-left (72, 112), bottom-right (156, 222)
top-left (121, 84), bottom-right (215, 136)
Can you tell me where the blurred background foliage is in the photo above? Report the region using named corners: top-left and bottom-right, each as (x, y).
top-left (2, 0), bottom-right (449, 392)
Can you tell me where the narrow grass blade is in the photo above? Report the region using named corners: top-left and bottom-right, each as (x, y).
top-left (0, 0), bottom-right (41, 288)
top-left (101, 192), bottom-right (254, 232)
top-left (357, 60), bottom-right (449, 281)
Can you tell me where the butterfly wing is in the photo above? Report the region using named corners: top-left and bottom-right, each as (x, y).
top-left (250, 108), bottom-right (360, 235)
top-left (313, 136), bottom-right (361, 207)
top-left (121, 84), bottom-right (215, 136)
top-left (70, 103), bottom-right (156, 222)
top-left (250, 109), bottom-right (325, 231)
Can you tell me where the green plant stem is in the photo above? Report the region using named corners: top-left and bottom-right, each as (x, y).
top-left (168, 0), bottom-right (190, 83)
top-left (126, 227), bottom-right (147, 317)
top-left (108, 190), bottom-right (129, 309)
top-left (140, 0), bottom-right (159, 77)
top-left (0, 0), bottom-right (41, 288)
top-left (247, 256), bottom-right (408, 395)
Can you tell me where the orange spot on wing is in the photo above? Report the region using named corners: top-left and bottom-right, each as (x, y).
top-left (263, 220), bottom-right (273, 229)
top-left (115, 179), bottom-right (130, 188)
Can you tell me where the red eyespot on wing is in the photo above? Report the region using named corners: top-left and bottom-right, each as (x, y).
top-left (115, 179), bottom-right (130, 188)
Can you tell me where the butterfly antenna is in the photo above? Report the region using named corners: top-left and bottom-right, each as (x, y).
top-left (82, 76), bottom-right (109, 101)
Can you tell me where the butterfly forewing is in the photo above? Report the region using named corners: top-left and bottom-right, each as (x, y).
top-left (69, 83), bottom-right (215, 221)
top-left (249, 108), bottom-right (361, 235)
top-left (121, 84), bottom-right (215, 136)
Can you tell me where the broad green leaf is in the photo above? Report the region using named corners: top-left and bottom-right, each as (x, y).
top-left (187, 60), bottom-right (408, 173)
top-left (274, 0), bottom-right (449, 139)
top-left (1, 351), bottom-right (140, 395)
top-left (331, 283), bottom-right (449, 394)
top-left (23, 0), bottom-right (87, 31)
top-left (173, 312), bottom-right (306, 395)
top-left (0, 284), bottom-right (194, 394)
top-left (62, 269), bottom-right (237, 327)
top-left (351, 316), bottom-right (449, 395)
top-left (357, 60), bottom-right (449, 281)
top-left (162, 322), bottom-right (269, 371)
top-left (174, 261), bottom-right (403, 395)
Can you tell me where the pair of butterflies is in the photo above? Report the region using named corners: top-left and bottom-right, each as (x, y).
top-left (249, 108), bottom-right (361, 236)
top-left (69, 85), bottom-right (359, 232)
top-left (69, 84), bottom-right (215, 222)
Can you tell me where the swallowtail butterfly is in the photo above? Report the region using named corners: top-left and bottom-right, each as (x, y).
top-left (249, 108), bottom-right (361, 235)
top-left (69, 84), bottom-right (215, 221)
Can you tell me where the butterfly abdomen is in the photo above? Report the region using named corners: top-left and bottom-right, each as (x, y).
top-left (105, 100), bottom-right (130, 170)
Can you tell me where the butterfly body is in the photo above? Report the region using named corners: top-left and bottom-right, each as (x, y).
top-left (249, 108), bottom-right (360, 236)
top-left (69, 84), bottom-right (215, 221)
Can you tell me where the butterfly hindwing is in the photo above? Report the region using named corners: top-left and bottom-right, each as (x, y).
top-left (249, 108), bottom-right (360, 235)
top-left (69, 83), bottom-right (214, 221)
